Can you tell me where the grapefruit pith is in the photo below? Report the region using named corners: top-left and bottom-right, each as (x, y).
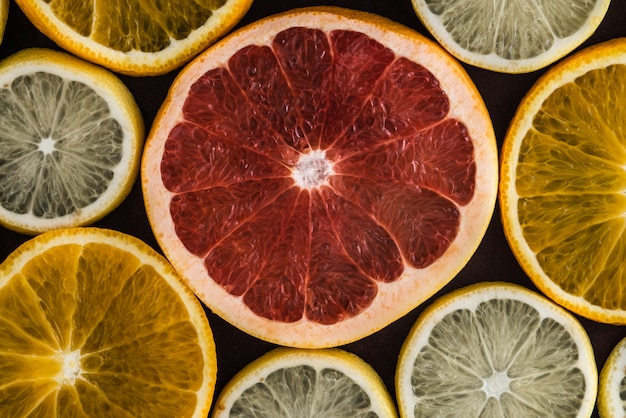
top-left (141, 6), bottom-right (498, 348)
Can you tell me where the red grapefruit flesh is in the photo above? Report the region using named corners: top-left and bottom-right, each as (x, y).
top-left (142, 7), bottom-right (498, 348)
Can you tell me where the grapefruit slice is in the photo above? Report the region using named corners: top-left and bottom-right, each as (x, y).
top-left (141, 6), bottom-right (498, 348)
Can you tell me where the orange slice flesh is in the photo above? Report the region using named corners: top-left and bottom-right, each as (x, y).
top-left (142, 6), bottom-right (498, 348)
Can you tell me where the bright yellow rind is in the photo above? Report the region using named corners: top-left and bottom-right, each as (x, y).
top-left (0, 227), bottom-right (217, 417)
top-left (411, 0), bottom-right (611, 73)
top-left (599, 337), bottom-right (626, 418)
top-left (212, 347), bottom-right (397, 418)
top-left (500, 38), bottom-right (626, 324)
top-left (0, 48), bottom-right (144, 235)
top-left (396, 281), bottom-right (597, 418)
top-left (14, 0), bottom-right (254, 76)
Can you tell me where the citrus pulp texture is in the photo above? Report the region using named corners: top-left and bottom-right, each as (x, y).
top-left (142, 6), bottom-right (498, 348)
top-left (396, 282), bottom-right (597, 417)
top-left (14, 0), bottom-right (254, 76)
top-left (411, 0), bottom-right (610, 73)
top-left (501, 38), bottom-right (626, 324)
top-left (0, 227), bottom-right (217, 417)
top-left (0, 48), bottom-right (143, 235)
top-left (599, 337), bottom-right (626, 418)
top-left (212, 348), bottom-right (397, 417)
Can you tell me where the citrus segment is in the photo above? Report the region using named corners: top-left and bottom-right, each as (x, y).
top-left (500, 38), bottom-right (626, 323)
top-left (411, 0), bottom-right (610, 73)
top-left (142, 6), bottom-right (498, 347)
top-left (396, 282), bottom-right (597, 417)
top-left (599, 337), bottom-right (626, 417)
top-left (14, 0), bottom-right (253, 76)
top-left (212, 348), bottom-right (397, 417)
top-left (0, 48), bottom-right (144, 235)
top-left (0, 227), bottom-right (216, 417)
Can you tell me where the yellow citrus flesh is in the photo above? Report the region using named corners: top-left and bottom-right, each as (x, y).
top-left (396, 281), bottom-right (597, 418)
top-left (14, 0), bottom-right (253, 76)
top-left (599, 337), bottom-right (626, 418)
top-left (212, 347), bottom-right (397, 417)
top-left (411, 0), bottom-right (610, 73)
top-left (0, 227), bottom-right (217, 417)
top-left (141, 6), bottom-right (498, 348)
top-left (501, 38), bottom-right (626, 324)
top-left (0, 0), bottom-right (8, 44)
top-left (0, 48), bottom-right (144, 235)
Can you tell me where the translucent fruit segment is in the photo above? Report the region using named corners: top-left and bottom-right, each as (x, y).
top-left (0, 238), bottom-right (205, 416)
top-left (0, 71), bottom-right (123, 219)
top-left (164, 26), bottom-right (476, 324)
top-left (516, 64), bottom-right (626, 310)
top-left (410, 298), bottom-right (586, 415)
top-left (49, 0), bottom-right (225, 53)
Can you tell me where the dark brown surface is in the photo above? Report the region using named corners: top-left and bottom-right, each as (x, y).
top-left (0, 1), bottom-right (625, 416)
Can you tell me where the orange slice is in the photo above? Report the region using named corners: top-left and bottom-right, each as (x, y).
top-left (142, 6), bottom-right (498, 348)
top-left (14, 0), bottom-right (253, 76)
top-left (0, 227), bottom-right (217, 416)
top-left (500, 38), bottom-right (626, 323)
top-left (0, 0), bottom-right (8, 44)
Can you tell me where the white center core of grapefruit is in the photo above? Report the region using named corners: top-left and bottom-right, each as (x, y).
top-left (293, 149), bottom-right (334, 189)
top-left (482, 370), bottom-right (511, 399)
top-left (39, 137), bottom-right (57, 155)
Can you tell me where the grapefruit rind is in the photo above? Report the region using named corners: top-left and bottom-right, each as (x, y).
top-left (500, 38), bottom-right (626, 324)
top-left (0, 48), bottom-right (144, 235)
top-left (395, 281), bottom-right (597, 418)
top-left (142, 6), bottom-right (498, 348)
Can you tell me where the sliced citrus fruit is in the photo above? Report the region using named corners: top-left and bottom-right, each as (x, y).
top-left (410, 0), bottom-right (610, 73)
top-left (0, 0), bottom-right (8, 44)
top-left (0, 227), bottom-right (217, 417)
top-left (212, 347), bottom-right (397, 417)
top-left (14, 0), bottom-right (253, 76)
top-left (142, 6), bottom-right (498, 348)
top-left (500, 38), bottom-right (626, 324)
top-left (599, 337), bottom-right (626, 417)
top-left (0, 48), bottom-right (143, 235)
top-left (396, 281), bottom-right (597, 417)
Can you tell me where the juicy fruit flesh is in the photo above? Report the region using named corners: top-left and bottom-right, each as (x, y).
top-left (230, 364), bottom-right (379, 417)
top-left (0, 241), bottom-right (205, 416)
top-left (515, 64), bottom-right (626, 310)
top-left (424, 0), bottom-right (597, 60)
top-left (410, 298), bottom-right (586, 416)
top-left (0, 71), bottom-right (123, 218)
top-left (47, 0), bottom-right (227, 53)
top-left (161, 27), bottom-right (477, 325)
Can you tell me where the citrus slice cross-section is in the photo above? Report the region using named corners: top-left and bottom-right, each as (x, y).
top-left (500, 38), bottom-right (626, 324)
top-left (396, 282), bottom-right (597, 418)
top-left (212, 347), bottom-right (397, 418)
top-left (411, 0), bottom-right (610, 73)
top-left (141, 6), bottom-right (498, 348)
top-left (0, 48), bottom-right (143, 235)
top-left (0, 227), bottom-right (217, 417)
top-left (599, 337), bottom-right (626, 418)
top-left (0, 0), bottom-right (8, 45)
top-left (14, 0), bottom-right (253, 76)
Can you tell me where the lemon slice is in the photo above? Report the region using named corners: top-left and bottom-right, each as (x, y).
top-left (500, 38), bottom-right (626, 323)
top-left (14, 0), bottom-right (253, 76)
top-left (212, 347), bottom-right (397, 417)
top-left (411, 0), bottom-right (610, 73)
top-left (396, 282), bottom-right (597, 417)
top-left (0, 48), bottom-right (143, 234)
top-left (599, 337), bottom-right (626, 418)
top-left (0, 227), bottom-right (217, 417)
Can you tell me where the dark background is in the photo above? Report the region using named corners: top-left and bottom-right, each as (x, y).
top-left (1, 1), bottom-right (625, 416)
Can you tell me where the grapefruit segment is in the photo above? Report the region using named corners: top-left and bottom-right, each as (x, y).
top-left (142, 6), bottom-right (498, 347)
